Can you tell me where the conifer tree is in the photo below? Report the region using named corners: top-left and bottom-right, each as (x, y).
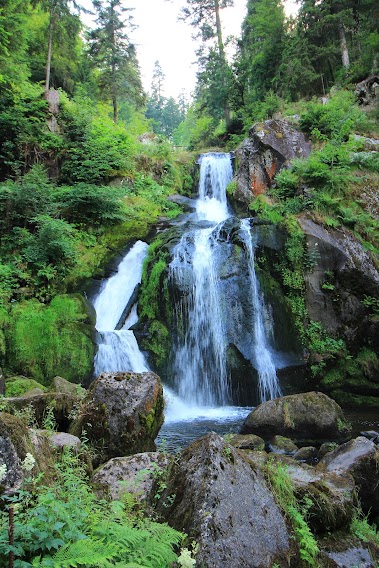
top-left (88, 0), bottom-right (143, 123)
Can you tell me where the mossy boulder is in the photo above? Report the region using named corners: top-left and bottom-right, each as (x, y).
top-left (268, 435), bottom-right (298, 455)
top-left (6, 294), bottom-right (96, 385)
top-left (92, 452), bottom-right (170, 507)
top-left (241, 391), bottom-right (352, 444)
top-left (3, 392), bottom-right (79, 431)
top-left (283, 459), bottom-right (356, 534)
top-left (228, 433), bottom-right (265, 451)
top-left (70, 371), bottom-right (164, 464)
top-left (318, 436), bottom-right (379, 516)
top-left (155, 433), bottom-right (295, 567)
top-left (5, 376), bottom-right (47, 398)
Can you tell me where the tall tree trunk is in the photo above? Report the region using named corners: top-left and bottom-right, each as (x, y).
top-left (45, 9), bottom-right (54, 91)
top-left (338, 22), bottom-right (350, 70)
top-left (111, 3), bottom-right (117, 123)
top-left (214, 0), bottom-right (230, 127)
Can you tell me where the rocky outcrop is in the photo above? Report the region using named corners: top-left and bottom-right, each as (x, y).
top-left (235, 119), bottom-right (311, 204)
top-left (70, 371), bottom-right (164, 463)
top-left (318, 436), bottom-right (379, 516)
top-left (155, 432), bottom-right (295, 568)
top-left (355, 75), bottom-right (379, 105)
top-left (92, 452), bottom-right (169, 506)
top-left (3, 392), bottom-right (79, 431)
top-left (284, 460), bottom-right (355, 533)
top-left (299, 216), bottom-right (379, 337)
top-left (240, 391), bottom-right (351, 444)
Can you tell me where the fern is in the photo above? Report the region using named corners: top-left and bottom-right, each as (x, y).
top-left (32, 538), bottom-right (118, 567)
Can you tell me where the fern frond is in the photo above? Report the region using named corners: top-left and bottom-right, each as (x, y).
top-left (51, 538), bottom-right (118, 567)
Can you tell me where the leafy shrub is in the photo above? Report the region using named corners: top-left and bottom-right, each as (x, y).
top-left (54, 183), bottom-right (126, 226)
top-left (0, 450), bottom-right (184, 567)
top-left (299, 91), bottom-right (367, 141)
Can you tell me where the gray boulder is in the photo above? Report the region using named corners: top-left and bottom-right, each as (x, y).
top-left (228, 433), bottom-right (265, 451)
top-left (70, 371), bottom-right (164, 463)
top-left (240, 391), bottom-right (351, 444)
top-left (284, 460), bottom-right (355, 533)
top-left (92, 452), bottom-right (169, 507)
top-left (235, 119), bottom-right (311, 204)
top-left (318, 436), bottom-right (379, 515)
top-left (155, 432), bottom-right (295, 568)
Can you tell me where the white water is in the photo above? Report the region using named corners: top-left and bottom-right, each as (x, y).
top-left (240, 219), bottom-right (282, 402)
top-left (169, 153), bottom-right (233, 409)
top-left (93, 240), bottom-right (149, 376)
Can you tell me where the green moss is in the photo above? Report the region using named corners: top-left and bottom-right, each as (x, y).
top-left (226, 180), bottom-right (237, 197)
top-left (7, 294), bottom-right (95, 385)
top-left (5, 377), bottom-right (47, 397)
top-left (331, 390), bottom-right (379, 409)
top-left (143, 320), bottom-right (170, 367)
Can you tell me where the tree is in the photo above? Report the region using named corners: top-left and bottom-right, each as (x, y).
top-left (88, 0), bottom-right (143, 123)
top-left (180, 0), bottom-right (234, 126)
top-left (39, 0), bottom-right (86, 92)
top-left (237, 0), bottom-right (285, 105)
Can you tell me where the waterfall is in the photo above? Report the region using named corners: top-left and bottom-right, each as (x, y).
top-left (169, 153), bottom-right (233, 407)
top-left (240, 219), bottom-right (282, 402)
top-left (93, 240), bottom-right (149, 375)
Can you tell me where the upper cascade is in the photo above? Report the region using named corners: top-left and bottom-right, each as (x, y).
top-left (196, 152), bottom-right (232, 223)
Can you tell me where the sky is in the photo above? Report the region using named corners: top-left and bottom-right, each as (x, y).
top-left (82, 0), bottom-right (298, 100)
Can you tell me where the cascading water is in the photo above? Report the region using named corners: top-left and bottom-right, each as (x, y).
top-left (240, 219), bottom-right (282, 402)
top-left (168, 153), bottom-right (232, 408)
top-left (93, 240), bottom-right (149, 375)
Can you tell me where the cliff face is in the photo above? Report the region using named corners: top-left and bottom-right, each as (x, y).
top-left (234, 119), bottom-right (311, 203)
top-left (233, 119), bottom-right (379, 409)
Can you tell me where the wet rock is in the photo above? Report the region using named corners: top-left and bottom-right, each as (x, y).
top-left (322, 546), bottom-right (375, 567)
top-left (319, 442), bottom-right (340, 458)
top-left (318, 436), bottom-right (379, 515)
top-left (70, 371), bottom-right (164, 463)
top-left (360, 430), bottom-right (379, 444)
top-left (293, 446), bottom-right (318, 462)
top-left (235, 119), bottom-right (311, 204)
top-left (298, 216), bottom-right (379, 339)
top-left (155, 432), bottom-right (295, 568)
top-left (241, 391), bottom-right (352, 444)
top-left (92, 452), bottom-right (169, 507)
top-left (229, 433), bottom-right (265, 451)
top-left (50, 376), bottom-right (82, 395)
top-left (284, 460), bottom-right (355, 533)
top-left (49, 432), bottom-right (81, 451)
top-left (268, 435), bottom-right (298, 455)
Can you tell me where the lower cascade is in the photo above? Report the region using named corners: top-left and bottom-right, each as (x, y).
top-left (91, 152), bottom-right (284, 446)
top-left (92, 240), bottom-right (149, 376)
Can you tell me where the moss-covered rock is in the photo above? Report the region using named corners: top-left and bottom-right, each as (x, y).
top-left (6, 294), bottom-right (96, 385)
top-left (5, 376), bottom-right (47, 397)
top-left (241, 391), bottom-right (352, 444)
top-left (70, 371), bottom-right (164, 464)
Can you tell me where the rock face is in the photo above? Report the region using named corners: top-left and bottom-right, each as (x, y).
top-left (92, 452), bottom-right (169, 505)
top-left (355, 75), bottom-right (379, 105)
top-left (240, 391), bottom-right (351, 444)
top-left (155, 433), bottom-right (295, 568)
top-left (70, 372), bottom-right (164, 463)
top-left (235, 119), bottom-right (311, 204)
top-left (284, 460), bottom-right (355, 533)
top-left (298, 216), bottom-right (379, 406)
top-left (318, 436), bottom-right (379, 516)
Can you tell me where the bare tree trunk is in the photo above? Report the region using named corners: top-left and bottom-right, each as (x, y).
top-left (338, 22), bottom-right (350, 70)
top-left (45, 9), bottom-right (54, 91)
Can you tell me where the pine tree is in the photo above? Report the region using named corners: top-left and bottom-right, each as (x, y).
top-left (88, 0), bottom-right (143, 123)
top-left (180, 0), bottom-right (234, 126)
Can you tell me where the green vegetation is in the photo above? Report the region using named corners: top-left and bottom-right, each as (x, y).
top-left (265, 459), bottom-right (319, 566)
top-left (0, 449), bottom-right (184, 567)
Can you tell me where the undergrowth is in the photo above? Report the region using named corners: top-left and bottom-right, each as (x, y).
top-left (0, 449), bottom-right (185, 567)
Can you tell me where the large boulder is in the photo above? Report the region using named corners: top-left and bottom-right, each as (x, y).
top-left (92, 452), bottom-right (169, 508)
top-left (235, 119), bottom-right (311, 204)
top-left (240, 391), bottom-right (351, 444)
top-left (317, 436), bottom-right (379, 516)
top-left (155, 432), bottom-right (295, 568)
top-left (284, 460), bottom-right (355, 534)
top-left (70, 371), bottom-right (164, 463)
